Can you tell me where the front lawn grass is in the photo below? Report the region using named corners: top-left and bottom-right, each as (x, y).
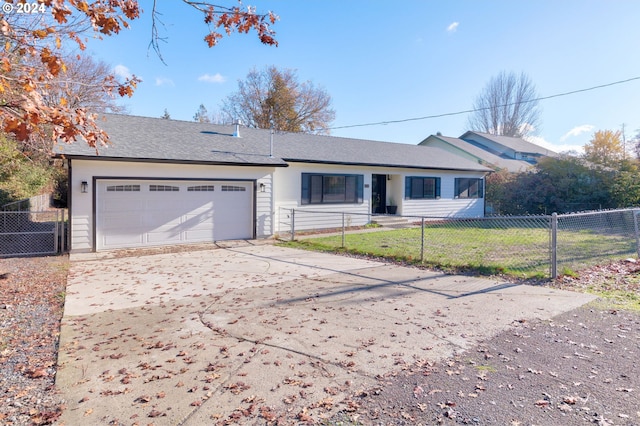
top-left (281, 224), bottom-right (636, 279)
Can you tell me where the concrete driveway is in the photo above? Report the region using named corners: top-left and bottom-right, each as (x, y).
top-left (56, 242), bottom-right (595, 425)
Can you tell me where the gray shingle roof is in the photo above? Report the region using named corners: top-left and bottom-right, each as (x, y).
top-left (272, 130), bottom-right (491, 171)
top-left (54, 114), bottom-right (491, 172)
top-left (55, 114), bottom-right (286, 166)
top-left (460, 131), bottom-right (558, 157)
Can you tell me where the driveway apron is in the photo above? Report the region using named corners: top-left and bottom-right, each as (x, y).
top-left (56, 243), bottom-right (595, 425)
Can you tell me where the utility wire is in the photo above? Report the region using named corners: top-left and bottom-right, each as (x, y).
top-left (326, 76), bottom-right (640, 131)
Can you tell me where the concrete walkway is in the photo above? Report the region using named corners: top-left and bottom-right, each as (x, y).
top-left (56, 242), bottom-right (595, 425)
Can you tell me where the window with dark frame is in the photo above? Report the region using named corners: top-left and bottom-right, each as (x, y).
top-left (106, 185), bottom-right (140, 192)
top-left (301, 173), bottom-right (364, 205)
top-left (454, 178), bottom-right (484, 199)
top-left (150, 184), bottom-right (179, 192)
top-left (405, 177), bottom-right (441, 200)
top-left (187, 185), bottom-right (215, 192)
top-left (221, 185), bottom-right (246, 192)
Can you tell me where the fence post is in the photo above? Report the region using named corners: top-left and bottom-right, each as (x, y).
top-left (633, 209), bottom-right (640, 258)
top-left (551, 213), bottom-right (558, 279)
top-left (54, 210), bottom-right (59, 254)
top-left (420, 217), bottom-right (425, 262)
top-left (66, 209), bottom-right (70, 253)
top-left (290, 209), bottom-right (295, 241)
top-left (341, 212), bottom-right (345, 248)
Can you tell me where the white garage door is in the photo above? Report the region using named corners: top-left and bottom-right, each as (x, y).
top-left (96, 180), bottom-right (253, 251)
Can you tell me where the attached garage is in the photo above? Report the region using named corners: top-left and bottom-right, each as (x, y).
top-left (57, 114), bottom-right (489, 253)
top-left (96, 179), bottom-right (254, 251)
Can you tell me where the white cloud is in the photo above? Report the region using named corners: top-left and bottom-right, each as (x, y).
top-left (519, 123), bottom-right (535, 136)
top-left (526, 135), bottom-right (584, 155)
top-left (560, 124), bottom-right (595, 142)
top-left (198, 73), bottom-right (226, 83)
top-left (113, 64), bottom-right (132, 79)
top-left (447, 22), bottom-right (459, 33)
top-left (155, 77), bottom-right (175, 87)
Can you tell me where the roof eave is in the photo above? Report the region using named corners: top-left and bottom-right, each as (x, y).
top-left (283, 158), bottom-right (491, 173)
top-left (59, 154), bottom-right (288, 167)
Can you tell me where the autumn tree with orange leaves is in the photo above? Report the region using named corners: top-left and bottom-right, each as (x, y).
top-left (0, 0), bottom-right (278, 154)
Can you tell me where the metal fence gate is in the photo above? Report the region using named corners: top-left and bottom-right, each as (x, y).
top-left (0, 210), bottom-right (67, 257)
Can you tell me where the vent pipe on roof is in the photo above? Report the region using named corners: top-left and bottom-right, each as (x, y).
top-left (269, 127), bottom-right (274, 158)
top-left (233, 119), bottom-right (242, 138)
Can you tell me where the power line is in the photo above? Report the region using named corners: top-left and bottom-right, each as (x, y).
top-left (326, 76), bottom-right (640, 131)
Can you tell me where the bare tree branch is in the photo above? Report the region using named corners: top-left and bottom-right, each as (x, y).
top-left (467, 71), bottom-right (541, 137)
top-left (0, 1), bottom-right (278, 154)
top-left (150, 0), bottom-right (278, 62)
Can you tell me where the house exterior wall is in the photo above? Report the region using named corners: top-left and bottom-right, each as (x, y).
top-left (419, 138), bottom-right (481, 164)
top-left (273, 163), bottom-right (486, 234)
top-left (70, 159), bottom-right (275, 252)
top-left (273, 163), bottom-right (373, 234)
top-left (401, 170), bottom-right (486, 218)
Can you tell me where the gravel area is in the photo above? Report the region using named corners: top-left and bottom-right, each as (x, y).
top-left (331, 261), bottom-right (640, 426)
top-left (0, 256), bottom-right (67, 425)
top-left (1, 254), bottom-right (639, 425)
top-left (333, 305), bottom-right (640, 425)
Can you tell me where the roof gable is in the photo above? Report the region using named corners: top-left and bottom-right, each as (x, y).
top-left (420, 134), bottom-right (533, 172)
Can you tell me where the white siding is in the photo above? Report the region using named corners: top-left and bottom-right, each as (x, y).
top-left (255, 174), bottom-right (273, 237)
top-left (421, 139), bottom-right (480, 164)
top-left (70, 159), bottom-right (486, 250)
top-left (273, 164), bottom-right (486, 234)
top-left (70, 160), bottom-right (275, 252)
top-left (401, 171), bottom-right (485, 218)
top-left (273, 163), bottom-right (372, 233)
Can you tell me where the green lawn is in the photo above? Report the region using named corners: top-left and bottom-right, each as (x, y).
top-left (283, 224), bottom-right (637, 279)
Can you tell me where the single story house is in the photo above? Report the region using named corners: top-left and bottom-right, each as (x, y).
top-left (419, 131), bottom-right (557, 172)
top-left (55, 114), bottom-right (491, 253)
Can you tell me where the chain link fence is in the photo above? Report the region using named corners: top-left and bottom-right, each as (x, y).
top-left (555, 209), bottom-right (639, 276)
top-left (0, 210), bottom-right (67, 257)
top-left (278, 207), bottom-right (640, 279)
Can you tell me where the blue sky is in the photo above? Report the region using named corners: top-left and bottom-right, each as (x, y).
top-left (86, 1), bottom-right (640, 153)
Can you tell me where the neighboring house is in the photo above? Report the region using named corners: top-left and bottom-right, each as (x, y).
top-left (55, 114), bottom-right (491, 253)
top-left (420, 131), bottom-right (557, 172)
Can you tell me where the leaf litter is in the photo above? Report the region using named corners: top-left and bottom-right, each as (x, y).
top-left (332, 260), bottom-right (640, 425)
top-left (3, 253), bottom-right (640, 425)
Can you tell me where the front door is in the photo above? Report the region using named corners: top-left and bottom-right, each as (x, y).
top-left (372, 174), bottom-right (387, 214)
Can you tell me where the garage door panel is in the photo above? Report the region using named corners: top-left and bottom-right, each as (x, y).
top-left (103, 231), bottom-right (145, 246)
top-left (96, 180), bottom-right (253, 250)
top-left (144, 213), bottom-right (182, 228)
top-left (101, 212), bottom-right (145, 230)
top-left (147, 228), bottom-right (184, 243)
top-left (183, 229), bottom-right (215, 240)
top-left (101, 198), bottom-right (145, 212)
